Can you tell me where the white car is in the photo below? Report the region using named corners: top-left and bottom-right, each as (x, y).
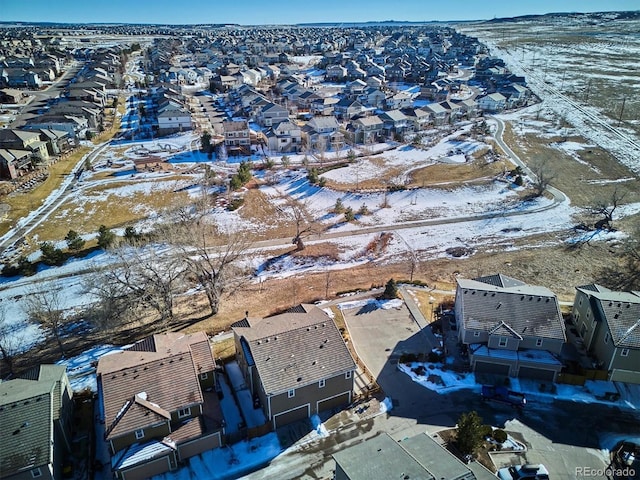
top-left (497, 464), bottom-right (549, 480)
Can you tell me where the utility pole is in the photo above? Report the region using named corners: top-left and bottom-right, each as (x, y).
top-left (618, 97), bottom-right (626, 127)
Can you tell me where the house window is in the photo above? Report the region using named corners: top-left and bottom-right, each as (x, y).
top-left (319, 379), bottom-right (326, 388)
top-left (31, 468), bottom-right (42, 478)
top-left (178, 407), bottom-right (191, 419)
top-left (621, 348), bottom-right (629, 357)
top-left (135, 429), bottom-right (145, 440)
top-left (474, 331), bottom-right (481, 337)
top-left (345, 371), bottom-right (352, 379)
top-left (604, 332), bottom-right (610, 344)
top-left (200, 372), bottom-right (208, 380)
top-left (288, 389), bottom-right (295, 398)
top-left (498, 337), bottom-right (508, 347)
top-left (536, 338), bottom-right (543, 347)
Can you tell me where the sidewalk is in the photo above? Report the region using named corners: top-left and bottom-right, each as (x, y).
top-left (399, 285), bottom-right (441, 352)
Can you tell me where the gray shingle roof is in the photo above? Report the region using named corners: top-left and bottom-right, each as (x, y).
top-left (576, 285), bottom-right (640, 349)
top-left (0, 368), bottom-right (67, 477)
top-left (233, 305), bottom-right (355, 395)
top-left (457, 277), bottom-right (565, 341)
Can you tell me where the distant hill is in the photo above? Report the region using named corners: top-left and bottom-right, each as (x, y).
top-left (483, 10), bottom-right (640, 24)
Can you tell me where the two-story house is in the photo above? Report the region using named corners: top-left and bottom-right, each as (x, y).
top-left (157, 102), bottom-right (192, 135)
top-left (572, 284), bottom-right (640, 384)
top-left (258, 102), bottom-right (289, 127)
top-left (350, 116), bottom-right (384, 144)
top-left (97, 332), bottom-right (224, 480)
top-left (455, 274), bottom-right (566, 381)
top-left (223, 119), bottom-right (251, 156)
top-left (0, 129), bottom-right (50, 164)
top-left (0, 365), bottom-right (73, 480)
top-left (265, 120), bottom-right (302, 153)
top-left (477, 92), bottom-right (507, 113)
top-left (232, 304), bottom-right (356, 429)
top-left (303, 116), bottom-right (344, 151)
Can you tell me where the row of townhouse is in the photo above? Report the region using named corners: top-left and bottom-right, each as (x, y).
top-left (454, 274), bottom-right (640, 385)
top-left (1, 304), bottom-right (357, 480)
top-left (0, 128), bottom-right (72, 180)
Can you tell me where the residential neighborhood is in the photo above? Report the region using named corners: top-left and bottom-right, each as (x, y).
top-left (1, 10), bottom-right (640, 480)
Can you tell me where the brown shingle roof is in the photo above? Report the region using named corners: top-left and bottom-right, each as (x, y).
top-left (106, 394), bottom-right (171, 440)
top-left (98, 333), bottom-right (213, 441)
top-left (233, 305), bottom-right (356, 395)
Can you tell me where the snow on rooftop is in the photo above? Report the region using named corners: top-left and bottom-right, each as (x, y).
top-left (151, 432), bottom-right (281, 480)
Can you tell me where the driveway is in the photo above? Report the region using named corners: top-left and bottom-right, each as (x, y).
top-left (340, 297), bottom-right (635, 480)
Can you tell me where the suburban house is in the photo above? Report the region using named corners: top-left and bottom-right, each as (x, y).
top-left (265, 119), bottom-right (302, 153)
top-left (223, 119), bottom-right (251, 156)
top-left (303, 116), bottom-right (344, 151)
top-left (333, 98), bottom-right (365, 120)
top-left (257, 102), bottom-right (289, 127)
top-left (572, 284), bottom-right (640, 384)
top-left (350, 115), bottom-right (384, 144)
top-left (378, 110), bottom-right (411, 138)
top-left (0, 148), bottom-right (33, 179)
top-left (477, 92), bottom-right (507, 112)
top-left (231, 304), bottom-right (356, 429)
top-left (156, 102), bottom-right (192, 135)
top-left (0, 129), bottom-right (50, 164)
top-left (333, 432), bottom-right (493, 480)
top-left (454, 274), bottom-right (566, 381)
top-left (97, 332), bottom-right (224, 480)
top-left (0, 365), bottom-right (73, 480)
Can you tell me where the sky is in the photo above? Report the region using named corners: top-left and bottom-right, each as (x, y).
top-left (2, 0), bottom-right (638, 25)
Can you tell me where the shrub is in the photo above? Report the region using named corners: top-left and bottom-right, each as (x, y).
top-left (334, 198), bottom-right (345, 214)
top-left (492, 429), bottom-right (508, 443)
top-left (479, 424), bottom-right (493, 438)
top-left (344, 207), bottom-right (355, 222)
top-left (357, 203), bottom-right (369, 215)
top-left (227, 197), bottom-right (245, 211)
top-left (381, 278), bottom-right (398, 299)
top-left (40, 241), bottom-right (65, 266)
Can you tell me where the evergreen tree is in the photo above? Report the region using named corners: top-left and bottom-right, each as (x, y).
top-left (97, 225), bottom-right (116, 250)
top-left (381, 278), bottom-right (398, 299)
top-left (456, 411), bottom-right (484, 456)
top-left (65, 230), bottom-right (86, 252)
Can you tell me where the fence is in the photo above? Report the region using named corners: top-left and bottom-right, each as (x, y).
top-left (557, 368), bottom-right (608, 386)
top-left (225, 422), bottom-right (271, 445)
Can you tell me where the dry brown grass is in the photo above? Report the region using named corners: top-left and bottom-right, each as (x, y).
top-left (0, 147), bottom-right (91, 237)
top-left (210, 336), bottom-right (236, 363)
top-left (32, 184), bottom-right (193, 243)
top-left (405, 288), bottom-right (455, 322)
top-left (409, 157), bottom-right (509, 187)
top-left (237, 189), bottom-right (295, 239)
top-left (502, 124), bottom-right (640, 209)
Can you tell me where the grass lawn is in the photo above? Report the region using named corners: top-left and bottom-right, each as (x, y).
top-left (0, 147), bottom-right (91, 237)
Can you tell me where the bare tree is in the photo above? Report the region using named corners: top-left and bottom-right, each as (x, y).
top-left (530, 159), bottom-right (556, 197)
top-left (169, 223), bottom-right (254, 317)
top-left (590, 187), bottom-right (626, 230)
top-left (285, 198), bottom-right (318, 251)
top-left (82, 265), bottom-right (142, 331)
top-left (106, 247), bottom-right (185, 330)
top-left (23, 288), bottom-right (67, 358)
top-left (0, 306), bottom-right (28, 377)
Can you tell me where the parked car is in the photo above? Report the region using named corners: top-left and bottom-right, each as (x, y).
top-left (481, 385), bottom-right (526, 409)
top-left (497, 464), bottom-right (549, 480)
